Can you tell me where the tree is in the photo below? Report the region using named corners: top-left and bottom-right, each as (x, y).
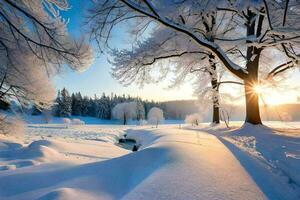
top-left (87, 97), bottom-right (97, 117)
top-left (81, 96), bottom-right (90, 116)
top-left (111, 102), bottom-right (137, 125)
top-left (97, 93), bottom-right (111, 119)
top-left (0, 113), bottom-right (24, 136)
top-left (54, 90), bottom-right (62, 117)
top-left (136, 99), bottom-right (146, 121)
top-left (0, 0), bottom-right (93, 109)
top-left (147, 107), bottom-right (164, 127)
top-left (58, 88), bottom-right (72, 117)
top-left (0, 0), bottom-right (93, 134)
top-left (88, 0), bottom-right (300, 125)
top-left (110, 26), bottom-right (244, 124)
top-left (71, 93), bottom-right (81, 116)
top-left (185, 113), bottom-right (202, 126)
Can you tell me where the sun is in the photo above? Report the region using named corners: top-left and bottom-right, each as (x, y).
top-left (253, 84), bottom-right (264, 94)
top-left (252, 83), bottom-right (296, 105)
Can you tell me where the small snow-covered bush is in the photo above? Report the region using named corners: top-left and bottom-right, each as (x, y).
top-left (281, 112), bottom-right (292, 121)
top-left (139, 119), bottom-right (148, 126)
top-left (147, 107), bottom-right (164, 128)
top-left (62, 118), bottom-right (71, 128)
top-left (0, 114), bottom-right (24, 137)
top-left (185, 113), bottom-right (202, 126)
top-left (72, 118), bottom-right (85, 125)
top-left (62, 118), bottom-right (71, 124)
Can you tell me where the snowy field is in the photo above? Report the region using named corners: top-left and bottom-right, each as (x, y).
top-left (0, 121), bottom-right (299, 200)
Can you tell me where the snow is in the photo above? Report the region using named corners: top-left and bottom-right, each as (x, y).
top-left (0, 120), bottom-right (299, 199)
top-left (187, 121), bottom-right (300, 199)
top-left (23, 115), bottom-right (183, 125)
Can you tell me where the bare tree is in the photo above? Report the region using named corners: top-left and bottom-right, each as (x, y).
top-left (110, 25), bottom-right (246, 124)
top-left (88, 0), bottom-right (300, 125)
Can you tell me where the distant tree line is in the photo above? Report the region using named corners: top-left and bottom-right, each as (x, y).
top-left (51, 88), bottom-right (164, 120)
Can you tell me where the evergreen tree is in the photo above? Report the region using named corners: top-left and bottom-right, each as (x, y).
top-left (88, 97), bottom-right (97, 117)
top-left (59, 88), bottom-right (72, 117)
top-left (53, 89), bottom-right (168, 119)
top-left (81, 96), bottom-right (89, 116)
top-left (71, 92), bottom-right (83, 116)
top-left (54, 90), bottom-right (61, 117)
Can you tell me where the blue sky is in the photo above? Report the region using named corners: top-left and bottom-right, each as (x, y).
top-left (54, 0), bottom-right (195, 101)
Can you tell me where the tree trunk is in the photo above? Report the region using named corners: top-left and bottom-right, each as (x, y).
top-left (244, 50), bottom-right (262, 125)
top-left (211, 76), bottom-right (220, 124)
top-left (244, 79), bottom-right (262, 124)
top-left (212, 102), bottom-right (220, 124)
top-left (209, 54), bottom-right (220, 124)
top-left (243, 9), bottom-right (262, 125)
top-left (123, 114), bottom-right (127, 125)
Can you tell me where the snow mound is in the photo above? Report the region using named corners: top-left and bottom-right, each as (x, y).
top-left (24, 141), bottom-right (62, 162)
top-left (37, 188), bottom-right (98, 200)
top-left (0, 140), bottom-right (62, 171)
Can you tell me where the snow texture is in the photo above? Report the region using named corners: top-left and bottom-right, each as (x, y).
top-left (0, 119), bottom-right (299, 199)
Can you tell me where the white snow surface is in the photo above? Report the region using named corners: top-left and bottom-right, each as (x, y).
top-left (0, 121), bottom-right (299, 199)
top-left (187, 121), bottom-right (300, 200)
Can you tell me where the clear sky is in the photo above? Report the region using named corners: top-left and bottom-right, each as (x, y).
top-left (54, 1), bottom-right (300, 104)
top-left (54, 0), bottom-right (195, 102)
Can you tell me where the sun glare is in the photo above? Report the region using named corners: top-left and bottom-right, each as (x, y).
top-left (252, 83), bottom-right (296, 105)
top-left (253, 84), bottom-right (264, 94)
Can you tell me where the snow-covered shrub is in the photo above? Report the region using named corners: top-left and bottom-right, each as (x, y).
top-left (0, 113), bottom-right (24, 137)
top-left (72, 118), bottom-right (85, 125)
top-left (281, 112), bottom-right (292, 122)
top-left (185, 113), bottom-right (202, 126)
top-left (147, 107), bottom-right (164, 128)
top-left (112, 102), bottom-right (137, 125)
top-left (62, 118), bottom-right (71, 128)
top-left (139, 119), bottom-right (148, 126)
top-left (62, 118), bottom-right (71, 124)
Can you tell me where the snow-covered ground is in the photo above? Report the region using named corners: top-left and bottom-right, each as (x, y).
top-left (0, 121), bottom-right (299, 199)
top-left (23, 115), bottom-right (184, 125)
top-left (187, 121), bottom-right (300, 199)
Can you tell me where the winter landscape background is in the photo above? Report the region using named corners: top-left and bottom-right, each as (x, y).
top-left (1, 0), bottom-right (300, 200)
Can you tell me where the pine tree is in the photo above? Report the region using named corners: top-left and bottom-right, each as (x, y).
top-left (71, 92), bottom-right (83, 116)
top-left (87, 97), bottom-right (96, 117)
top-left (54, 90), bottom-right (61, 117)
top-left (59, 88), bottom-right (72, 117)
top-left (81, 96), bottom-right (89, 116)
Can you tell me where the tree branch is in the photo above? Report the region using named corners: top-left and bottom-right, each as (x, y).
top-left (120, 0), bottom-right (248, 80)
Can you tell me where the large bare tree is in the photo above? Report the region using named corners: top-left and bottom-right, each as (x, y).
top-left (88, 0), bottom-right (300, 125)
top-left (110, 26), bottom-right (243, 124)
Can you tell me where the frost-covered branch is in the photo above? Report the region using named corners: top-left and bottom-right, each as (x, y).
top-left (0, 0), bottom-right (94, 109)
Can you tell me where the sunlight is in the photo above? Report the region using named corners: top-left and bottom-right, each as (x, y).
top-left (253, 84), bottom-right (264, 94)
top-left (253, 83), bottom-right (297, 105)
